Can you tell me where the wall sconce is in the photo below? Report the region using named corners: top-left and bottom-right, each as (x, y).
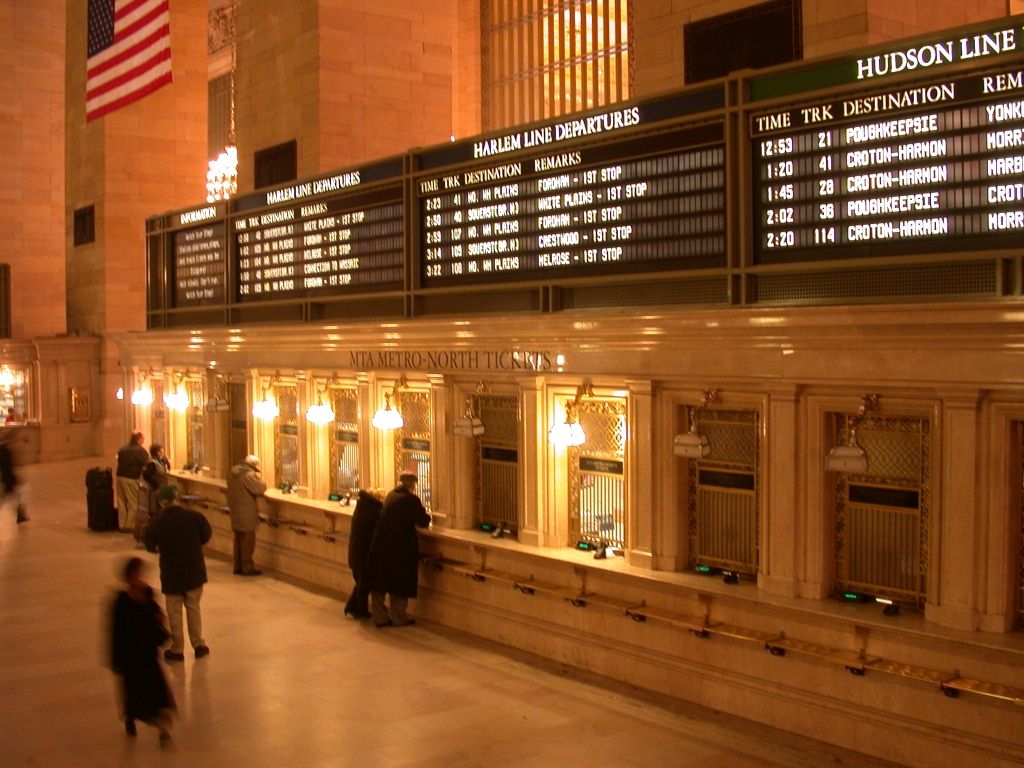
top-left (0, 368), bottom-right (14, 387)
top-left (372, 376), bottom-right (406, 430)
top-left (252, 376), bottom-right (280, 421)
top-left (825, 394), bottom-right (878, 473)
top-left (305, 380), bottom-right (336, 425)
top-left (452, 402), bottom-right (484, 437)
top-left (453, 383), bottom-right (487, 437)
top-left (164, 373), bottom-right (189, 412)
top-left (115, 387), bottom-right (124, 401)
top-left (549, 383), bottom-right (593, 448)
top-left (130, 371), bottom-right (153, 406)
top-left (206, 373), bottom-right (229, 412)
top-left (673, 389), bottom-right (718, 458)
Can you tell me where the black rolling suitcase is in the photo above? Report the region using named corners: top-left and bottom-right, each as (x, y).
top-left (86, 467), bottom-right (117, 531)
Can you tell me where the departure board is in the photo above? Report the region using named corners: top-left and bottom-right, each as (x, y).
top-left (417, 126), bottom-right (726, 285)
top-left (173, 222), bottom-right (226, 307)
top-left (233, 190), bottom-right (403, 301)
top-left (752, 67), bottom-right (1024, 263)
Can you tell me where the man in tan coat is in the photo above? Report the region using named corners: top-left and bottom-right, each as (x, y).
top-left (227, 455), bottom-right (267, 576)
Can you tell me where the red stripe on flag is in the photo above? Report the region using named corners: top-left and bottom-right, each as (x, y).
top-left (87, 70), bottom-right (172, 121)
top-left (114, 1), bottom-right (169, 43)
top-left (87, 25), bottom-right (169, 80)
top-left (86, 47), bottom-right (171, 101)
top-left (114, 0), bottom-right (156, 19)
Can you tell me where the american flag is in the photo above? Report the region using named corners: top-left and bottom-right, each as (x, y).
top-left (86, 0), bottom-right (172, 122)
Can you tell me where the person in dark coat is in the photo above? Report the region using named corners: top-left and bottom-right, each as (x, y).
top-left (115, 431), bottom-right (149, 536)
top-left (0, 430), bottom-right (27, 523)
top-left (109, 556), bottom-right (175, 748)
top-left (145, 484), bottom-right (212, 662)
top-left (139, 443), bottom-right (171, 521)
top-left (368, 471), bottom-right (430, 628)
top-left (344, 488), bottom-right (385, 619)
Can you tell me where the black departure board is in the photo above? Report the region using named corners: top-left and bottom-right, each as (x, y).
top-left (752, 67), bottom-right (1024, 263)
top-left (173, 222), bottom-right (226, 307)
top-left (417, 127), bottom-right (726, 285)
top-left (233, 191), bottom-right (403, 301)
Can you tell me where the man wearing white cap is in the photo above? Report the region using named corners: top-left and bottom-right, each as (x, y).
top-left (227, 455), bottom-right (267, 576)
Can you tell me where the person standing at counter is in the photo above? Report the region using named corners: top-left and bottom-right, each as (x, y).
top-left (115, 432), bottom-right (149, 536)
top-left (368, 471), bottom-right (430, 628)
top-left (227, 455), bottom-right (267, 576)
top-left (344, 488), bottom-right (385, 619)
top-left (136, 444), bottom-right (171, 540)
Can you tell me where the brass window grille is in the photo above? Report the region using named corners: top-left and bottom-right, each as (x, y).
top-left (395, 390), bottom-right (432, 508)
top-left (273, 384), bottom-right (300, 485)
top-left (329, 386), bottom-right (360, 494)
top-left (686, 408), bottom-right (760, 575)
top-left (569, 398), bottom-right (626, 548)
top-left (475, 393), bottom-right (520, 531)
top-left (834, 414), bottom-right (930, 607)
top-left (185, 379), bottom-right (205, 468)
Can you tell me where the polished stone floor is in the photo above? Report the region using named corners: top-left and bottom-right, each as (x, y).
top-left (0, 458), bottom-right (904, 768)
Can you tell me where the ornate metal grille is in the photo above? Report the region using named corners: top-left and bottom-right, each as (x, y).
top-left (150, 379), bottom-right (166, 451)
top-left (395, 391), bottom-right (432, 508)
top-left (329, 387), bottom-right (360, 493)
top-left (834, 414), bottom-right (930, 606)
top-left (186, 379), bottom-right (205, 467)
top-left (569, 399), bottom-right (626, 548)
top-left (687, 408), bottom-right (760, 574)
top-left (475, 394), bottom-right (520, 530)
top-left (274, 385), bottom-right (300, 484)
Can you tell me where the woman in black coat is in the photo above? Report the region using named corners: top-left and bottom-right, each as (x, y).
top-left (109, 557), bottom-right (175, 747)
top-left (367, 472), bottom-right (430, 627)
top-left (344, 488), bottom-right (384, 619)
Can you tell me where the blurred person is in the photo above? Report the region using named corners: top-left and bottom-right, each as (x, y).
top-left (108, 556), bottom-right (175, 748)
top-left (227, 454), bottom-right (267, 576)
top-left (146, 484), bottom-right (212, 662)
top-left (0, 429), bottom-right (27, 523)
top-left (115, 431), bottom-right (148, 536)
top-left (368, 471), bottom-right (430, 628)
top-left (343, 488), bottom-right (385, 619)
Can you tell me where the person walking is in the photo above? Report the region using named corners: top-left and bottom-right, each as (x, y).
top-left (145, 484), bottom-right (212, 662)
top-left (368, 471), bottom-right (430, 628)
top-left (0, 430), bottom-right (27, 523)
top-left (227, 455), bottom-right (267, 576)
top-left (108, 556), bottom-right (175, 748)
top-left (343, 488), bottom-right (385, 619)
top-left (115, 431), bottom-right (149, 537)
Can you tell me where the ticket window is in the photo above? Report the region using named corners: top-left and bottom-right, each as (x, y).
top-left (832, 413), bottom-right (929, 607)
top-left (0, 365), bottom-right (28, 422)
top-left (185, 379), bottom-right (205, 469)
top-left (475, 394), bottom-right (520, 533)
top-left (150, 379), bottom-right (167, 451)
top-left (274, 384), bottom-right (300, 487)
top-left (686, 408), bottom-right (760, 576)
top-left (329, 386), bottom-right (360, 494)
top-left (395, 390), bottom-right (431, 508)
top-left (569, 400), bottom-right (626, 549)
top-left (228, 382), bottom-right (249, 471)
